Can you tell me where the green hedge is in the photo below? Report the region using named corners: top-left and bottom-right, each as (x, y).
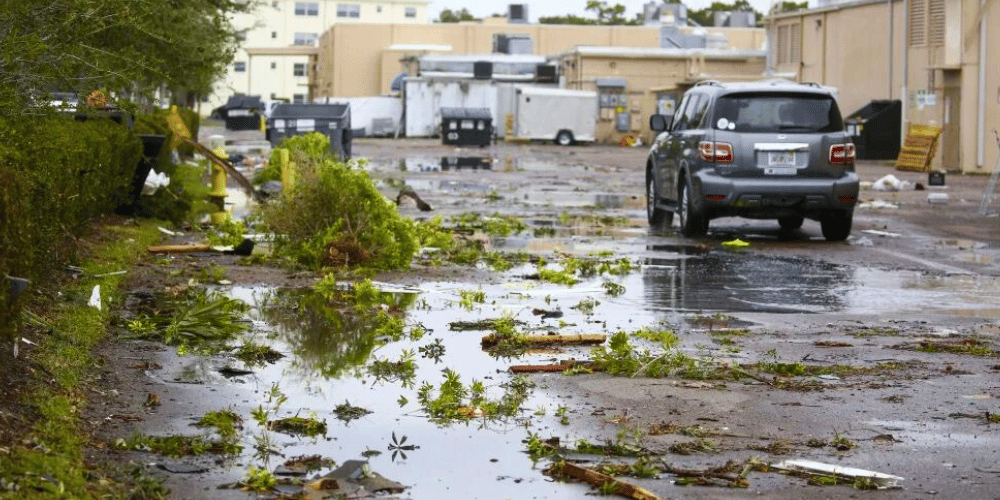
top-left (0, 115), bottom-right (141, 339)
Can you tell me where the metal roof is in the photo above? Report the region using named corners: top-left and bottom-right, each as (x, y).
top-left (270, 103), bottom-right (350, 119)
top-left (562, 46), bottom-right (767, 60)
top-left (440, 108), bottom-right (492, 120)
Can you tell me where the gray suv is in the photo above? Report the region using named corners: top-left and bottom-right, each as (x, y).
top-left (646, 79), bottom-right (859, 241)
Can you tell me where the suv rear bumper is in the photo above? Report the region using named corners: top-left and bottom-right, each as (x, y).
top-left (693, 170), bottom-right (859, 219)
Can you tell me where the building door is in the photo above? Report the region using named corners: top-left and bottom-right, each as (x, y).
top-left (941, 70), bottom-right (961, 170)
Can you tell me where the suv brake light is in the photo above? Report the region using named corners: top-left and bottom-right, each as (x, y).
top-left (829, 143), bottom-right (856, 164)
top-left (699, 141), bottom-right (733, 163)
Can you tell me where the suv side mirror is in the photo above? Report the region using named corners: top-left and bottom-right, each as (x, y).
top-left (649, 114), bottom-right (672, 132)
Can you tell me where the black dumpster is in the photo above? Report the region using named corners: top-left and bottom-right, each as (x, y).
top-left (267, 103), bottom-right (352, 159)
top-left (219, 94), bottom-right (264, 131)
top-left (845, 100), bottom-right (901, 160)
top-left (440, 108), bottom-right (493, 147)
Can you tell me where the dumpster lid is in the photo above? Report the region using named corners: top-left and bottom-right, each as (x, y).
top-left (225, 94), bottom-right (264, 109)
top-left (270, 103), bottom-right (350, 120)
top-left (440, 108), bottom-right (492, 120)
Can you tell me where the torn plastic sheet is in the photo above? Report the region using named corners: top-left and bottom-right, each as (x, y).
top-left (773, 459), bottom-right (904, 489)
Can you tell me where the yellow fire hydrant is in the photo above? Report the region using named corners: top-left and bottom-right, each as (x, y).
top-left (210, 146), bottom-right (229, 224)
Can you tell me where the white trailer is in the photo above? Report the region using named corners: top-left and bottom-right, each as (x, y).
top-left (403, 78), bottom-right (498, 138)
top-left (313, 96), bottom-right (402, 137)
top-left (512, 86), bottom-right (597, 146)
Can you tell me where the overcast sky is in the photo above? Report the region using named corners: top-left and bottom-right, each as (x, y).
top-left (427, 0), bottom-right (779, 22)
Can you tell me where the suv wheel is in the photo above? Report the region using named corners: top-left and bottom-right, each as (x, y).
top-left (821, 211), bottom-right (853, 241)
top-left (778, 216), bottom-right (804, 230)
top-left (646, 174), bottom-right (673, 227)
top-left (679, 178), bottom-right (708, 237)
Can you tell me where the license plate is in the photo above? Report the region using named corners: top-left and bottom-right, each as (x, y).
top-left (764, 167), bottom-right (796, 175)
top-left (768, 151), bottom-right (796, 166)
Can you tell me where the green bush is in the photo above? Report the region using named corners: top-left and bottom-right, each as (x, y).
top-left (0, 115), bottom-right (141, 340)
top-left (255, 146), bottom-right (417, 270)
top-left (254, 132), bottom-right (332, 185)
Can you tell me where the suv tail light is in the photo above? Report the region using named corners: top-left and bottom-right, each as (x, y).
top-left (699, 141), bottom-right (733, 163)
top-left (829, 143), bottom-right (856, 164)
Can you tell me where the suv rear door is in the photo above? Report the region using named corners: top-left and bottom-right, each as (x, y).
top-left (707, 91), bottom-right (849, 179)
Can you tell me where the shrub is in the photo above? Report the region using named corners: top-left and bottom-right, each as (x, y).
top-left (0, 115), bottom-right (141, 340)
top-left (254, 132), bottom-right (332, 185)
top-left (254, 147), bottom-right (417, 270)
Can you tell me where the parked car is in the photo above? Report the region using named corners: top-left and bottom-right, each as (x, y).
top-left (645, 79), bottom-right (859, 241)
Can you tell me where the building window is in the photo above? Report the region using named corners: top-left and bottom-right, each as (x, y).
top-left (234, 61), bottom-right (246, 72)
top-left (295, 2), bottom-right (318, 15)
top-left (293, 32), bottom-right (318, 46)
top-left (293, 94), bottom-right (306, 103)
top-left (405, 6), bottom-right (416, 18)
top-left (293, 63), bottom-right (307, 77)
top-left (775, 23), bottom-right (801, 65)
top-left (271, 62), bottom-right (277, 69)
top-left (377, 5), bottom-right (383, 12)
top-left (271, 31), bottom-right (277, 38)
top-left (337, 4), bottom-right (360, 17)
top-left (272, 1), bottom-right (278, 7)
top-left (235, 31), bottom-right (247, 42)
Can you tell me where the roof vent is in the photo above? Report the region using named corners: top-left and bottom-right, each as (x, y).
top-left (508, 4), bottom-right (528, 24)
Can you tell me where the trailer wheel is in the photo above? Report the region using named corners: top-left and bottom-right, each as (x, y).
top-left (555, 130), bottom-right (574, 146)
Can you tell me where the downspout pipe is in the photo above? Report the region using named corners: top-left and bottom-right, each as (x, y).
top-left (901, 0), bottom-right (908, 145)
top-left (978, 0), bottom-right (987, 168)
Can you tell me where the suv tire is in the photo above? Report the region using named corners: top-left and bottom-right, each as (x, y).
top-left (679, 178), bottom-right (708, 237)
top-left (778, 216), bottom-right (804, 230)
top-left (646, 174), bottom-right (673, 227)
top-left (821, 211), bottom-right (853, 241)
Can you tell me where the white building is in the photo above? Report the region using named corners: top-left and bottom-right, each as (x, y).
top-left (209, 0), bottom-right (430, 112)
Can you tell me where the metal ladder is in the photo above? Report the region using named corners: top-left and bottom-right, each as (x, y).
top-left (979, 130), bottom-right (1000, 216)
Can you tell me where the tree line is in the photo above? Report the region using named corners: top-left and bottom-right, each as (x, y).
top-left (0, 0), bottom-right (252, 115)
top-left (437, 0), bottom-right (810, 27)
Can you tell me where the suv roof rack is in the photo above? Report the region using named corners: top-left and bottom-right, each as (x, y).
top-left (694, 80), bottom-right (722, 87)
top-left (801, 82), bottom-right (824, 88)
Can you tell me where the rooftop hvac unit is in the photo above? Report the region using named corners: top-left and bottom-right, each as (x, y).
top-left (535, 64), bottom-right (557, 83)
top-left (508, 4), bottom-right (527, 23)
top-left (473, 61), bottom-right (493, 80)
top-left (493, 33), bottom-right (533, 54)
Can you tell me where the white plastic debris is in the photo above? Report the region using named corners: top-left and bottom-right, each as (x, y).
top-left (773, 459), bottom-right (904, 489)
top-left (927, 192), bottom-right (949, 204)
top-left (862, 229), bottom-right (901, 238)
top-left (872, 174), bottom-right (913, 192)
top-left (88, 285), bottom-right (102, 310)
top-left (858, 200), bottom-right (900, 210)
top-left (141, 170), bottom-right (171, 196)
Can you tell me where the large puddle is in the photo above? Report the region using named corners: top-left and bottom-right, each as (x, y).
top-left (188, 151), bottom-right (1000, 496)
top-left (145, 239), bottom-right (1000, 497)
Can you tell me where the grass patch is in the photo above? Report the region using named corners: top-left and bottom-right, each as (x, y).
top-left (0, 219), bottom-right (165, 498)
top-left (233, 341), bottom-right (285, 366)
top-left (119, 434), bottom-right (243, 457)
top-left (267, 416), bottom-right (328, 437)
top-left (417, 369), bottom-right (533, 423)
top-left (913, 338), bottom-right (996, 356)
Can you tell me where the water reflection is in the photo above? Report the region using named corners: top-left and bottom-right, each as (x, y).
top-left (256, 287), bottom-right (417, 380)
top-left (642, 246), bottom-right (851, 314)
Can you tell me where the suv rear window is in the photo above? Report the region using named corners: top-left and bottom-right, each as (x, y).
top-left (713, 92), bottom-right (844, 133)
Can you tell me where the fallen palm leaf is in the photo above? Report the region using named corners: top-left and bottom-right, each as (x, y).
top-left (552, 462), bottom-right (662, 500)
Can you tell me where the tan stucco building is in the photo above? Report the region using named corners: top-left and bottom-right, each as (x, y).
top-left (309, 21), bottom-right (765, 143)
top-left (557, 43), bottom-right (767, 144)
top-left (768, 0), bottom-right (1000, 173)
top-left (312, 21), bottom-right (666, 99)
